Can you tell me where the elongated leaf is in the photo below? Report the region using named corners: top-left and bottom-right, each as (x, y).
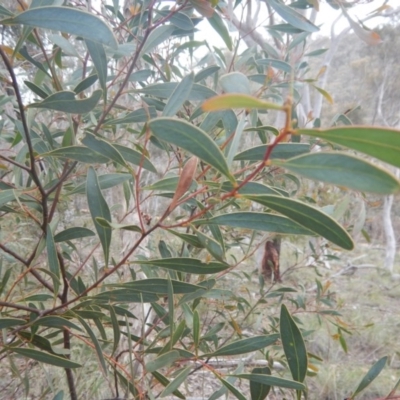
top-left (82, 133), bottom-right (126, 166)
top-left (136, 82), bottom-right (216, 100)
top-left (73, 74), bottom-right (98, 94)
top-left (85, 40), bottom-right (107, 95)
top-left (156, 10), bottom-right (194, 30)
top-left (145, 350), bottom-right (180, 372)
top-left (221, 181), bottom-right (282, 196)
top-left (28, 90), bottom-right (102, 114)
top-left (217, 377), bottom-right (246, 400)
top-left (108, 306), bottom-right (120, 355)
top-left (54, 227), bottom-right (95, 242)
top-left (161, 366), bottom-right (191, 397)
top-left (246, 195), bottom-right (354, 250)
top-left (107, 107), bottom-right (157, 125)
top-left (43, 146), bottom-right (109, 163)
top-left (113, 145), bottom-right (157, 172)
top-left (202, 94), bottom-right (283, 112)
top-left (220, 72), bottom-right (250, 95)
top-left (10, 348), bottom-right (81, 368)
top-left (0, 190), bottom-right (16, 208)
top-left (193, 310), bottom-right (200, 353)
top-left (198, 212), bottom-right (314, 235)
top-left (195, 65), bottom-right (220, 82)
top-left (96, 218), bottom-right (142, 233)
top-left (49, 33), bottom-right (80, 57)
top-left (114, 279), bottom-right (203, 294)
top-left (93, 289), bottom-right (158, 303)
top-left (250, 367), bottom-right (271, 400)
top-left (149, 118), bottom-right (232, 180)
top-left (46, 229), bottom-right (60, 293)
top-left (256, 58), bottom-right (292, 73)
top-left (297, 126), bottom-right (400, 169)
top-left (70, 173), bottom-right (132, 195)
top-left (351, 356), bottom-right (388, 398)
top-left (77, 316), bottom-right (107, 374)
top-left (0, 318), bottom-right (26, 329)
top-left (24, 80), bottom-right (48, 99)
top-left (163, 73), bottom-right (194, 117)
top-left (235, 143), bottom-right (309, 161)
top-left (32, 316), bottom-right (82, 332)
top-left (140, 25), bottom-right (175, 56)
top-left (3, 6), bottom-right (117, 48)
top-left (274, 152), bottom-right (400, 194)
top-left (151, 371), bottom-right (185, 399)
top-left (280, 305), bottom-right (307, 383)
top-left (210, 335), bottom-right (279, 357)
top-left (268, 0), bottom-right (319, 32)
top-left (139, 258), bottom-right (229, 274)
top-left (233, 374), bottom-right (305, 390)
top-left (86, 167), bottom-right (112, 265)
top-left (207, 12), bottom-right (232, 50)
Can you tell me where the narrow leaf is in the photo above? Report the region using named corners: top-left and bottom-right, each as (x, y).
top-left (0, 318), bottom-right (26, 329)
top-left (163, 72), bottom-right (195, 117)
top-left (297, 126), bottom-right (400, 169)
top-left (202, 94), bottom-right (283, 112)
top-left (351, 356), bottom-right (388, 398)
top-left (82, 133), bottom-right (126, 166)
top-left (113, 144), bottom-right (157, 172)
top-left (280, 304), bottom-right (307, 383)
top-left (140, 25), bottom-right (175, 56)
top-left (274, 152), bottom-right (400, 194)
top-left (207, 12), bottom-right (232, 50)
top-left (117, 279), bottom-right (204, 294)
top-left (161, 366), bottom-right (191, 397)
top-left (235, 143), bottom-right (309, 161)
top-left (145, 350), bottom-right (180, 372)
top-left (139, 258), bottom-right (229, 274)
top-left (250, 367), bottom-right (271, 400)
top-left (151, 371), bottom-right (186, 399)
top-left (85, 40), bottom-right (107, 95)
top-left (86, 167), bottom-right (112, 265)
top-left (246, 195), bottom-right (354, 250)
top-left (198, 212), bottom-right (314, 235)
top-left (42, 146), bottom-right (109, 163)
top-left (54, 227), bottom-right (95, 242)
top-left (28, 90), bottom-right (102, 114)
top-left (46, 229), bottom-right (60, 292)
top-left (233, 374), bottom-right (305, 390)
top-left (149, 118), bottom-right (232, 180)
top-left (210, 335), bottom-right (279, 357)
top-left (10, 348), bottom-right (81, 369)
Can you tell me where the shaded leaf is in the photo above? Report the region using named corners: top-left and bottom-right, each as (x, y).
top-left (297, 126), bottom-right (400, 169)
top-left (274, 152), bottom-right (400, 194)
top-left (146, 350), bottom-right (180, 372)
top-left (85, 40), bottom-right (107, 95)
top-left (140, 25), bottom-right (175, 56)
top-left (220, 72), bottom-right (250, 94)
top-left (95, 217), bottom-right (142, 233)
top-left (54, 227), bottom-right (95, 242)
top-left (93, 289), bottom-right (158, 303)
top-left (113, 144), bottom-right (157, 172)
top-left (280, 304), bottom-right (307, 383)
top-left (198, 212), bottom-right (314, 235)
top-left (82, 133), bottom-right (126, 166)
top-left (250, 367), bottom-right (271, 400)
top-left (139, 258), bottom-right (229, 274)
top-left (3, 6), bottom-right (117, 48)
top-left (209, 335), bottom-right (279, 357)
top-left (32, 316), bottom-right (82, 332)
top-left (28, 90), bottom-right (102, 114)
top-left (207, 12), bottom-right (232, 51)
top-left (10, 348), bottom-right (81, 369)
top-left (70, 173), bottom-right (132, 195)
top-left (163, 72), bottom-right (195, 117)
top-left (42, 146), bottom-right (109, 164)
top-left (149, 118), bottom-right (232, 180)
top-left (246, 195), bottom-right (354, 250)
top-left (46, 229), bottom-right (60, 292)
top-left (136, 82), bottom-right (217, 100)
top-left (107, 107), bottom-right (157, 125)
top-left (235, 143), bottom-right (310, 161)
top-left (233, 374), bottom-right (305, 390)
top-left (87, 167), bottom-right (112, 265)
top-left (151, 371), bottom-right (185, 399)
top-left (112, 279), bottom-right (204, 294)
top-left (0, 318), bottom-right (26, 329)
top-left (161, 366), bottom-right (191, 397)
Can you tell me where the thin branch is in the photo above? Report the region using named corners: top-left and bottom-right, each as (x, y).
top-left (0, 155), bottom-right (31, 172)
top-left (0, 301), bottom-right (41, 314)
top-left (0, 242), bottom-right (28, 265)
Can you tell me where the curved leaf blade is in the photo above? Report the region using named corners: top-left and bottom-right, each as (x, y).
top-left (54, 227), bottom-right (95, 243)
top-left (246, 195), bottom-right (354, 250)
top-left (42, 146), bottom-right (109, 164)
top-left (250, 367), bottom-right (271, 400)
top-left (274, 152), bottom-right (400, 194)
top-left (280, 304), bottom-right (307, 383)
top-left (145, 350), bottom-right (180, 372)
top-left (209, 335), bottom-right (279, 357)
top-left (148, 118), bottom-right (232, 180)
top-left (233, 374), bottom-right (305, 390)
top-left (297, 126), bottom-right (400, 169)
top-left (139, 258), bottom-right (229, 274)
top-left (3, 6), bottom-right (117, 48)
top-left (198, 212), bottom-right (314, 235)
top-left (163, 72), bottom-right (194, 117)
top-left (114, 279), bottom-right (204, 294)
top-left (28, 90), bottom-right (102, 114)
top-left (9, 348), bottom-right (82, 369)
top-left (202, 94), bottom-right (283, 112)
top-left (235, 143), bottom-right (310, 161)
top-left (86, 167), bottom-right (112, 266)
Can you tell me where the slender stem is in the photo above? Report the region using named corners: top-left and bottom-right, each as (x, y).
top-left (0, 243), bottom-right (28, 265)
top-left (0, 155), bottom-right (31, 172)
top-left (0, 301), bottom-right (41, 314)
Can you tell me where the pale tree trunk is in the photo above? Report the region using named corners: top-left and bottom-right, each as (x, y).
top-left (383, 168), bottom-right (399, 272)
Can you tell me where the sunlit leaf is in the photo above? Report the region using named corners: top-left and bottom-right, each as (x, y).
top-left (202, 94), bottom-right (283, 112)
